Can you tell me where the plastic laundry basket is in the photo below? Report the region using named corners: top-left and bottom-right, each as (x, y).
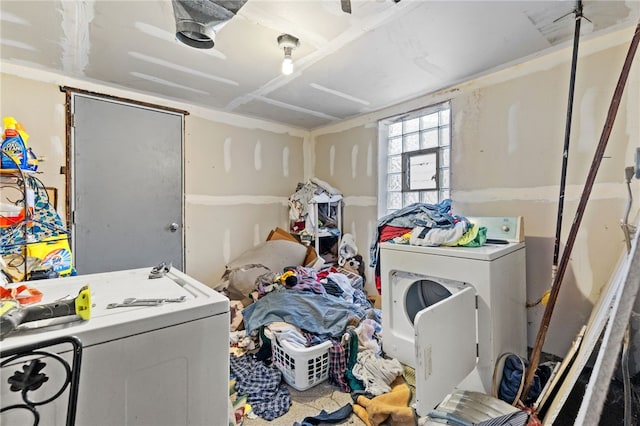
top-left (271, 337), bottom-right (332, 391)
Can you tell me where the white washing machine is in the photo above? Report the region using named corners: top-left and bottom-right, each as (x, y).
top-left (380, 218), bottom-right (527, 416)
top-left (1, 267), bottom-right (230, 426)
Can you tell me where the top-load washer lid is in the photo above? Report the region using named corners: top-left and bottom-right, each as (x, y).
top-left (1, 267), bottom-right (229, 351)
top-left (414, 285), bottom-right (477, 417)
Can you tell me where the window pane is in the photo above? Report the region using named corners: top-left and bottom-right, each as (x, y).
top-left (440, 147), bottom-right (450, 166)
top-left (387, 192), bottom-right (402, 210)
top-left (421, 112), bottom-right (439, 129)
top-left (439, 126), bottom-right (450, 147)
top-left (403, 133), bottom-right (419, 152)
top-left (408, 152), bottom-right (437, 190)
top-left (404, 118), bottom-right (419, 134)
top-left (439, 189), bottom-right (450, 201)
top-left (388, 136), bottom-right (402, 155)
top-left (388, 122), bottom-right (402, 137)
top-left (440, 109), bottom-right (450, 125)
top-left (388, 173), bottom-right (402, 191)
top-left (404, 191), bottom-right (419, 206)
top-left (421, 191), bottom-right (438, 204)
top-left (420, 129), bottom-right (438, 149)
top-left (388, 155), bottom-right (402, 173)
top-left (439, 168), bottom-right (450, 188)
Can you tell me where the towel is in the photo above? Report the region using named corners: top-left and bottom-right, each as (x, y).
top-left (352, 377), bottom-right (416, 426)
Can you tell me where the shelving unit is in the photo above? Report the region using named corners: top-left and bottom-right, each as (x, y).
top-left (1, 155), bottom-right (70, 281)
top-left (290, 193), bottom-right (342, 263)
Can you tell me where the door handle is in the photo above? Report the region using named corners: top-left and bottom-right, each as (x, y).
top-left (169, 222), bottom-right (179, 232)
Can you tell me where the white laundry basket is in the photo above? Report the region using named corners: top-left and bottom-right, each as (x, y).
top-left (271, 337), bottom-right (332, 391)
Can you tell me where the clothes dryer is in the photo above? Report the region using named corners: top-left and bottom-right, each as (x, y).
top-left (380, 238), bottom-right (526, 416)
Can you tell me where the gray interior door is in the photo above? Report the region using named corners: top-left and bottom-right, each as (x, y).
top-left (72, 95), bottom-right (183, 274)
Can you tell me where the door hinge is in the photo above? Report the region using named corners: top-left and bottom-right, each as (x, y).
top-left (70, 114), bottom-right (75, 128)
top-left (476, 343), bottom-right (479, 358)
top-left (71, 210), bottom-right (75, 225)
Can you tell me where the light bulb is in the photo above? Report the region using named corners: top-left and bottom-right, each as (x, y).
top-left (281, 56), bottom-right (294, 75)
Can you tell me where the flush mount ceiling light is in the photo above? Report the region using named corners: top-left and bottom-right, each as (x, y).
top-left (172, 0), bottom-right (247, 49)
top-left (277, 34), bottom-right (299, 75)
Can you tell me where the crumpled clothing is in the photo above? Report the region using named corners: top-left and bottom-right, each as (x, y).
top-left (242, 288), bottom-right (366, 337)
top-left (409, 220), bottom-right (468, 247)
top-left (328, 339), bottom-right (350, 392)
top-left (327, 272), bottom-right (355, 302)
top-left (451, 224), bottom-right (487, 247)
top-left (355, 319), bottom-right (382, 354)
top-left (266, 322), bottom-right (308, 349)
top-left (353, 377), bottom-right (416, 426)
top-left (287, 266), bottom-right (326, 294)
top-left (370, 200), bottom-right (457, 267)
top-left (352, 350), bottom-right (404, 396)
top-left (230, 354), bottom-right (291, 421)
top-left (294, 403), bottom-right (353, 426)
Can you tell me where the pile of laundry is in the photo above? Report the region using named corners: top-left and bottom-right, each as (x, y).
top-left (224, 235), bottom-right (415, 424)
top-left (369, 199), bottom-right (486, 292)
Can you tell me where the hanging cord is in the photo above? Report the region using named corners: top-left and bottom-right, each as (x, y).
top-left (621, 166), bottom-right (636, 253)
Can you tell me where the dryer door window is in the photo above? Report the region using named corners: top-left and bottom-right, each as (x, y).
top-left (406, 279), bottom-right (453, 325)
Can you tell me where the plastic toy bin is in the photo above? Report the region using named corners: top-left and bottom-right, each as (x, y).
top-left (271, 337), bottom-right (332, 391)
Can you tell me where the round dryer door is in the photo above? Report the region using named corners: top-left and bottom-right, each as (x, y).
top-left (405, 279), bottom-right (452, 325)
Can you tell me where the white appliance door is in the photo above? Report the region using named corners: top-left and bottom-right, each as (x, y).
top-left (415, 285), bottom-right (476, 417)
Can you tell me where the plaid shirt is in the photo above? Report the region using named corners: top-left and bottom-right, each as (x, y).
top-left (230, 354), bottom-right (291, 420)
top-left (328, 339), bottom-right (350, 392)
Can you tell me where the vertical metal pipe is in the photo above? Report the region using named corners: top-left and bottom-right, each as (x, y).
top-left (552, 0), bottom-right (583, 279)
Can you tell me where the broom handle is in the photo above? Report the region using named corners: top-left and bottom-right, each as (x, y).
top-left (524, 19), bottom-right (640, 400)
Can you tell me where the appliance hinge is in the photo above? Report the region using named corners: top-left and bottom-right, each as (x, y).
top-left (476, 343), bottom-right (479, 357)
top-left (475, 295), bottom-right (478, 309)
top-left (71, 210), bottom-right (75, 225)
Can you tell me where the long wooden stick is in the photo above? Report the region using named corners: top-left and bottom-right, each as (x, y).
top-left (524, 20), bottom-right (640, 400)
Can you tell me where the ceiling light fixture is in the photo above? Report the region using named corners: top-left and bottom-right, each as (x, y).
top-left (277, 34), bottom-right (299, 76)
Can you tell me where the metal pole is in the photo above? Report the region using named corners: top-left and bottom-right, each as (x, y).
top-left (524, 19), bottom-right (640, 400)
top-left (552, 1), bottom-right (583, 280)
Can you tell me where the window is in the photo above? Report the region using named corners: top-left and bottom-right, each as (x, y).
top-left (378, 101), bottom-right (451, 217)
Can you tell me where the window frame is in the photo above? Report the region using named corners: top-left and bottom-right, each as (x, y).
top-left (377, 101), bottom-right (451, 218)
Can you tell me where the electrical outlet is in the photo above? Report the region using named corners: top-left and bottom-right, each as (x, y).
top-left (635, 147), bottom-right (640, 179)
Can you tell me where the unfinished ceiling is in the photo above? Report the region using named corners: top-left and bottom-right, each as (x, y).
top-left (1, 1), bottom-right (639, 130)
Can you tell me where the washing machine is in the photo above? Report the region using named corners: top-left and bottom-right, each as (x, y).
top-left (1, 267), bottom-right (230, 425)
top-left (380, 217), bottom-right (527, 416)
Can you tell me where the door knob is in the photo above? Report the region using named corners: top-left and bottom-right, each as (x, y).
top-left (169, 222), bottom-right (179, 232)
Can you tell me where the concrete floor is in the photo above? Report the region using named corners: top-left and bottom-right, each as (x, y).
top-left (243, 380), bottom-right (367, 426)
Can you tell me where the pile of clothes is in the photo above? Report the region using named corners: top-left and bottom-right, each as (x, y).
top-left (227, 258), bottom-right (415, 424)
top-left (369, 199), bottom-right (487, 293)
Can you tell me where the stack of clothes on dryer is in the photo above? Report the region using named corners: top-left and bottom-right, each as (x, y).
top-left (369, 199), bottom-right (487, 293)
top-left (223, 230), bottom-right (414, 424)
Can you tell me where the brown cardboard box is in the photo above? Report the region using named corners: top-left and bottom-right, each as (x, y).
top-left (267, 227), bottom-right (318, 266)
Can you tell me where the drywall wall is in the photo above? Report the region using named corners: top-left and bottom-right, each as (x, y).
top-left (310, 27), bottom-right (640, 357)
top-left (0, 69), bottom-right (306, 289)
top-left (184, 116), bottom-right (304, 284)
